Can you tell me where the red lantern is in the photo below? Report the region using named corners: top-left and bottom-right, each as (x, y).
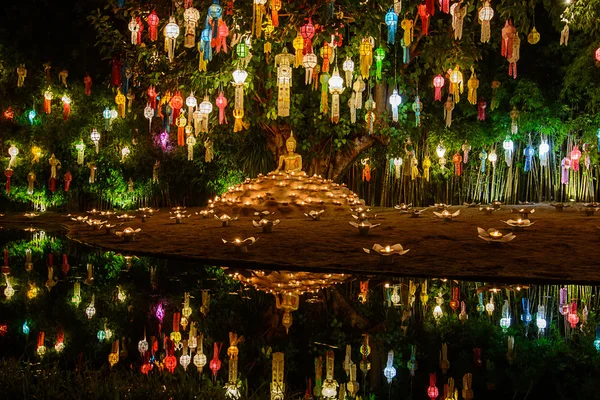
top-left (215, 91), bottom-right (228, 125)
top-left (136, 17), bottom-right (144, 44)
top-left (595, 47), bottom-right (600, 62)
top-left (111, 58), bottom-right (122, 87)
top-left (164, 339), bottom-right (177, 373)
top-left (433, 75), bottom-right (444, 101)
top-left (568, 301), bottom-right (579, 328)
top-left (452, 153), bottom-right (462, 176)
top-left (210, 342), bottom-right (222, 377)
top-left (148, 86), bottom-right (157, 110)
top-left (427, 0), bottom-right (435, 15)
top-left (83, 74), bottom-right (92, 96)
top-left (61, 254), bottom-right (70, 275)
top-left (62, 96), bottom-right (71, 120)
top-left (2, 249), bottom-right (9, 275)
top-left (477, 97), bottom-right (487, 121)
top-left (0, 322), bottom-right (6, 336)
top-left (438, 0), bottom-right (449, 13)
top-left (571, 145), bottom-right (581, 172)
top-left (4, 107), bottom-right (14, 120)
top-left (418, 4), bottom-right (430, 36)
top-left (428, 373), bottom-right (439, 399)
top-left (170, 91), bottom-right (184, 120)
top-left (55, 325), bottom-right (64, 351)
top-left (300, 20), bottom-right (315, 55)
top-left (4, 169), bottom-right (12, 194)
top-left (450, 287), bottom-right (460, 311)
top-left (64, 171), bottom-right (72, 192)
top-left (148, 11), bottom-right (159, 42)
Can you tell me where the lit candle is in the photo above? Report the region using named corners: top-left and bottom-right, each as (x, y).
top-left (489, 230), bottom-right (502, 239)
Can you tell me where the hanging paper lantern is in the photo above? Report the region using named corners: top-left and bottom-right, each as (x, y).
top-left (147, 11), bottom-right (159, 41)
top-left (418, 4), bottom-right (430, 36)
top-left (86, 295), bottom-right (96, 319)
top-left (16, 64), bottom-right (27, 87)
top-left (412, 96), bottom-right (422, 127)
top-left (176, 113), bottom-right (187, 146)
top-left (374, 47), bottom-right (385, 81)
top-left (43, 88), bottom-right (53, 114)
top-left (292, 34), bottom-right (304, 68)
top-left (433, 75), bottom-right (444, 101)
top-left (232, 69), bottom-right (249, 132)
top-left (90, 128), bottom-right (100, 153)
top-left (364, 95), bottom-right (376, 135)
top-left (170, 91), bottom-right (184, 121)
top-left (499, 300), bottom-right (511, 331)
top-left (508, 35), bottom-right (521, 78)
top-left (449, 65), bottom-right (463, 103)
top-left (488, 148), bottom-right (497, 169)
top-left (210, 342), bottom-right (222, 377)
top-left (467, 69), bottom-right (478, 105)
top-left (521, 298), bottom-right (532, 326)
top-left (479, 2), bottom-right (494, 43)
top-left (444, 96), bottom-right (454, 127)
top-left (128, 17), bottom-right (140, 45)
top-left (115, 89), bottom-right (126, 118)
top-left (528, 27), bottom-right (540, 44)
top-left (571, 145), bottom-right (582, 172)
top-left (451, 2), bottom-right (467, 40)
top-left (503, 136), bottom-right (514, 166)
top-left (275, 48), bottom-right (295, 117)
top-left (453, 153), bottom-right (462, 176)
top-left (328, 67), bottom-right (345, 124)
top-left (165, 16), bottom-right (180, 62)
top-left (215, 91), bottom-right (228, 125)
top-left (539, 140), bottom-right (549, 167)
top-left (199, 96), bottom-right (213, 132)
top-left (7, 145), bottom-right (18, 169)
top-left (302, 53), bottom-right (318, 85)
top-left (359, 38), bottom-right (373, 79)
top-left (477, 97), bottom-right (486, 121)
top-left (300, 20), bottom-right (315, 54)
top-left (524, 144), bottom-right (535, 172)
top-left (428, 374), bottom-right (439, 399)
top-left (320, 42), bottom-right (334, 73)
top-left (183, 6), bottom-right (200, 48)
top-left (36, 332), bottom-right (46, 357)
top-left (320, 72), bottom-right (330, 115)
top-left (385, 10), bottom-right (398, 44)
top-left (343, 57), bottom-right (355, 86)
top-left (389, 89), bottom-right (402, 122)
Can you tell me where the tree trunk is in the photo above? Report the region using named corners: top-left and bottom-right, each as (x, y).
top-left (327, 135), bottom-right (380, 181)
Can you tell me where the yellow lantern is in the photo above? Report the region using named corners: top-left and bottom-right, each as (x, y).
top-left (449, 65), bottom-right (463, 103)
top-left (292, 34), bottom-right (304, 67)
top-left (467, 67), bottom-right (479, 105)
top-left (31, 146), bottom-right (42, 164)
top-left (115, 89), bottom-right (126, 118)
top-left (359, 38), bottom-right (373, 79)
top-left (275, 48), bottom-right (295, 117)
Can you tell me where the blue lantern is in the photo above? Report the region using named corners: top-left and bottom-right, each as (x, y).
top-left (594, 326), bottom-right (600, 351)
top-left (28, 109), bottom-right (36, 125)
top-left (524, 144), bottom-right (535, 172)
top-left (521, 298), bottom-right (532, 325)
top-left (207, 0), bottom-right (222, 39)
top-left (479, 148), bottom-right (487, 173)
top-left (103, 107), bottom-right (112, 131)
top-left (201, 26), bottom-right (212, 61)
top-left (385, 10), bottom-right (398, 44)
top-left (22, 321), bottom-right (30, 335)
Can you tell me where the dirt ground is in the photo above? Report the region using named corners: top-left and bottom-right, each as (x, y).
top-left (3, 203), bottom-right (600, 284)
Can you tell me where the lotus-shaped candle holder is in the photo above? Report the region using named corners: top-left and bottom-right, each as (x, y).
top-left (492, 201), bottom-right (503, 210)
top-left (71, 215), bottom-right (89, 224)
top-left (479, 207), bottom-right (496, 216)
top-left (104, 223), bottom-right (121, 235)
top-left (87, 209), bottom-right (101, 215)
top-left (550, 203), bottom-right (570, 212)
top-left (100, 210), bottom-right (115, 218)
top-left (87, 219), bottom-right (108, 230)
top-left (434, 209), bottom-right (460, 222)
top-left (117, 213), bottom-right (136, 221)
top-left (394, 203), bottom-right (413, 213)
top-left (410, 209), bottom-right (426, 218)
top-left (215, 214), bottom-right (239, 227)
top-left (196, 209), bottom-right (214, 219)
top-left (254, 211), bottom-right (275, 218)
top-left (24, 212), bottom-right (39, 219)
top-left (463, 202), bottom-right (481, 208)
top-left (363, 244), bottom-right (410, 264)
top-left (477, 228), bottom-right (516, 244)
top-left (580, 207), bottom-right (599, 217)
top-left (172, 206), bottom-right (186, 212)
top-left (434, 203), bottom-right (449, 211)
top-left (502, 219), bottom-right (535, 230)
top-left (115, 227), bottom-right (141, 242)
top-left (253, 218), bottom-right (280, 233)
top-left (350, 206), bottom-right (371, 214)
top-left (512, 208), bottom-right (535, 219)
top-left (222, 237), bottom-right (258, 253)
top-left (350, 221), bottom-right (381, 236)
top-left (170, 212), bottom-right (190, 224)
top-left (304, 210), bottom-right (326, 221)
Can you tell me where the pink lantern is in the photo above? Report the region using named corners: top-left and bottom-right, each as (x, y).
top-left (595, 47), bottom-right (600, 62)
top-left (571, 145), bottom-right (581, 172)
top-left (428, 373), bottom-right (439, 399)
top-left (433, 75), bottom-right (444, 101)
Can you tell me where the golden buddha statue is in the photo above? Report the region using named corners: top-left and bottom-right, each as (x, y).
top-left (275, 292), bottom-right (299, 333)
top-left (275, 132), bottom-right (302, 173)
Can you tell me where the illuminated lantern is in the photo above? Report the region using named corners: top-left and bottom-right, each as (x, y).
top-left (185, 92), bottom-right (197, 119)
top-left (37, 332), bottom-right (46, 357)
top-left (61, 95), bottom-right (71, 120)
top-left (418, 4), bottom-right (430, 36)
top-left (275, 48), bottom-right (295, 117)
top-left (22, 321), bottom-right (30, 335)
top-left (176, 112), bottom-right (187, 146)
top-left (320, 42), bottom-right (334, 73)
top-left (459, 141), bottom-right (470, 164)
top-left (486, 295), bottom-right (495, 316)
top-left (359, 38), bottom-right (373, 79)
top-left (537, 304), bottom-right (547, 333)
top-left (433, 294), bottom-right (444, 319)
top-left (102, 107), bottom-right (112, 131)
top-left (28, 109), bottom-right (36, 125)
top-left (71, 282), bottom-right (81, 306)
top-left (180, 341), bottom-right (191, 371)
top-left (44, 88), bottom-right (53, 114)
top-left (383, 350), bottom-right (396, 384)
top-left (422, 156), bottom-right (431, 181)
top-left (448, 287), bottom-right (459, 311)
top-left (300, 20), bottom-right (315, 54)
top-left (528, 26), bottom-right (540, 44)
top-left (571, 145), bottom-right (581, 172)
top-left (508, 34), bottom-right (521, 79)
top-left (170, 312), bottom-right (182, 345)
top-left (427, 374), bottom-right (439, 399)
top-left (467, 69), bottom-right (478, 105)
top-left (433, 74), bottom-right (444, 101)
top-left (462, 373), bottom-right (474, 400)
top-left (449, 65), bottom-right (463, 103)
top-left (521, 298), bottom-right (532, 326)
top-left (183, 6), bottom-right (200, 48)
top-left (374, 47), bottom-right (385, 80)
top-left (500, 300), bottom-right (511, 331)
top-left (342, 58), bottom-right (355, 88)
top-left (73, 140), bottom-right (85, 167)
top-left (568, 302), bottom-right (579, 328)
top-left (451, 2), bottom-right (467, 40)
top-left (82, 73), bottom-right (92, 96)
top-left (501, 20), bottom-right (516, 60)
top-left (478, 1), bottom-right (494, 43)
top-left (290, 34), bottom-right (304, 68)
top-left (503, 136), bottom-right (514, 166)
top-left (329, 67), bottom-right (345, 124)
top-left (86, 295), bottom-right (96, 319)
top-left (107, 340), bottom-right (120, 367)
top-left (453, 153), bottom-right (462, 176)
top-left (232, 69), bottom-right (249, 132)
top-left (271, 352), bottom-right (285, 400)
top-left (385, 10), bottom-right (398, 44)
top-left (17, 64), bottom-right (27, 87)
top-left (121, 146), bottom-right (130, 163)
top-left (48, 153), bottom-right (61, 192)
top-left (128, 17), bottom-right (140, 45)
top-left (215, 91), bottom-right (228, 125)
top-left (194, 334), bottom-right (207, 372)
top-left (524, 144), bottom-right (535, 172)
top-left (90, 128), bottom-right (100, 153)
top-left (3, 275), bottom-right (14, 300)
top-left (401, 18), bottom-right (414, 46)
top-left (4, 107), bottom-right (14, 121)
top-left (389, 89), bottom-right (402, 122)
top-left (144, 104), bottom-right (154, 134)
top-left (561, 157), bottom-right (570, 184)
top-left (412, 96), bottom-right (422, 126)
top-left (364, 95), bottom-right (376, 135)
top-left (55, 326), bottom-right (65, 352)
top-left (320, 71), bottom-right (330, 115)
top-left (252, 0), bottom-right (267, 38)
top-left (319, 350), bottom-right (338, 398)
top-left (302, 53), bottom-right (318, 86)
top-left (477, 97), bottom-right (486, 120)
top-left (478, 148), bottom-right (487, 172)
top-left (115, 89), bottom-right (126, 118)
top-left (444, 96), bottom-right (454, 128)
top-left (215, 19), bottom-right (229, 54)
top-left (459, 301), bottom-right (468, 323)
top-left (165, 16), bottom-right (180, 62)
top-left (539, 139), bottom-right (549, 167)
top-left (7, 145), bottom-right (18, 169)
top-left (436, 143), bottom-right (447, 170)
top-left (170, 91), bottom-right (184, 120)
top-left (488, 148), bottom-right (498, 169)
top-left (64, 171), bottom-right (72, 192)
top-left (210, 342), bottom-right (222, 377)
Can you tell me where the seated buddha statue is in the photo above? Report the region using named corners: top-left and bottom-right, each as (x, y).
top-left (275, 132), bottom-right (302, 173)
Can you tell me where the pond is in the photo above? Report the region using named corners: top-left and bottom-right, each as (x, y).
top-left (1, 228), bottom-right (599, 399)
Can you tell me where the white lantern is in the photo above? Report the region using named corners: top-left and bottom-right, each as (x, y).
top-left (436, 143), bottom-right (447, 158)
top-left (383, 350), bottom-right (396, 384)
top-left (302, 53), bottom-right (318, 85)
top-left (198, 96), bottom-right (213, 133)
top-left (128, 17), bottom-right (140, 45)
top-left (90, 128), bottom-right (100, 153)
top-left (7, 145), bottom-right (18, 169)
top-left (389, 89), bottom-right (402, 122)
top-left (342, 57), bottom-right (355, 86)
top-left (121, 146), bottom-right (130, 163)
top-left (186, 92), bottom-right (197, 117)
top-left (503, 136), bottom-right (514, 166)
top-left (488, 149), bottom-right (498, 169)
top-left (536, 304), bottom-right (547, 332)
top-left (144, 104), bottom-right (154, 134)
top-left (328, 67), bottom-right (345, 124)
top-left (86, 295), bottom-right (96, 319)
top-left (165, 16), bottom-right (180, 62)
top-left (232, 69), bottom-right (248, 85)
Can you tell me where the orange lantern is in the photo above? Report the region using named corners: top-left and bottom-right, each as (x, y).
top-left (170, 91), bottom-right (184, 120)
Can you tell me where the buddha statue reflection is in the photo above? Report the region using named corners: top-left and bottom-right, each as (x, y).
top-left (275, 132), bottom-right (302, 173)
